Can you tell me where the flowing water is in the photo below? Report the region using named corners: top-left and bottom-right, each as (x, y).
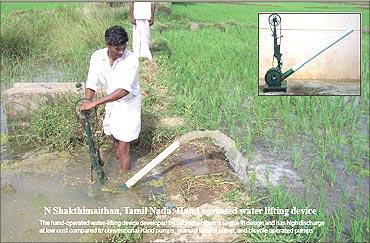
top-left (179, 130), bottom-right (249, 182)
top-left (0, 147), bottom-right (165, 242)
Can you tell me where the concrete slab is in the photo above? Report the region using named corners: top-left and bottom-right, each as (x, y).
top-left (259, 79), bottom-right (360, 96)
top-left (1, 82), bottom-right (83, 118)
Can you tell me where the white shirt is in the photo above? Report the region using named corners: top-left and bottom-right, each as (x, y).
top-left (86, 48), bottom-right (141, 142)
top-left (133, 2), bottom-right (152, 20)
top-left (86, 48), bottom-right (140, 112)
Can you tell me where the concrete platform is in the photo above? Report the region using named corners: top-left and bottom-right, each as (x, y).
top-left (259, 79), bottom-right (360, 96)
top-left (1, 82), bottom-right (83, 118)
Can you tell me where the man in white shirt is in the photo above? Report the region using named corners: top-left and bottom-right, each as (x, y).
top-left (80, 25), bottom-right (141, 172)
top-left (130, 1), bottom-right (155, 60)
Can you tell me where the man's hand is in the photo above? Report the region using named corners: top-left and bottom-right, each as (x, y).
top-left (131, 18), bottom-right (136, 25)
top-left (80, 100), bottom-right (97, 111)
top-left (149, 18), bottom-right (154, 26)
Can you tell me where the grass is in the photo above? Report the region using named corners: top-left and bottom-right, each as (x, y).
top-left (0, 2), bottom-right (78, 13)
top-left (157, 3), bottom-right (369, 242)
top-left (179, 172), bottom-right (238, 203)
top-left (291, 149), bottom-right (302, 169)
top-left (1, 2), bottom-right (369, 242)
top-left (169, 2), bottom-right (368, 24)
top-left (0, 3), bottom-right (131, 90)
top-left (10, 93), bottom-right (85, 150)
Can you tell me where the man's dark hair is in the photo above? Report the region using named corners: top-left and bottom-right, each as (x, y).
top-left (105, 25), bottom-right (128, 46)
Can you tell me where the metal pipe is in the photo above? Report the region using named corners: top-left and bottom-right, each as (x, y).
top-left (122, 140), bottom-right (181, 189)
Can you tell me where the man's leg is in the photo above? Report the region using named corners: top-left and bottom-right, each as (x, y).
top-left (132, 23), bottom-right (140, 56)
top-left (141, 20), bottom-right (153, 59)
top-left (112, 137), bottom-right (119, 159)
top-left (117, 140), bottom-right (131, 171)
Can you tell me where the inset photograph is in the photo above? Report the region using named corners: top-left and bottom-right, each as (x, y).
top-left (258, 13), bottom-right (361, 96)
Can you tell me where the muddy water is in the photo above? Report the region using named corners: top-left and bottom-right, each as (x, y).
top-left (2, 127), bottom-right (367, 241)
top-left (0, 131), bottom-right (252, 242)
top-left (0, 148), bottom-right (164, 242)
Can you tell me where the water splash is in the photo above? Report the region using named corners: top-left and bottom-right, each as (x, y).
top-left (122, 130), bottom-right (250, 189)
top-left (179, 130), bottom-right (249, 182)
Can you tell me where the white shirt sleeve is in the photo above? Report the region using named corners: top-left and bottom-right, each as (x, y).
top-left (85, 53), bottom-right (100, 91)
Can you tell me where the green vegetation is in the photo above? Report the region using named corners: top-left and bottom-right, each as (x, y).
top-left (291, 149), bottom-right (302, 169)
top-left (0, 2), bottom-right (78, 13)
top-left (0, 133), bottom-right (9, 145)
top-left (1, 2), bottom-right (369, 242)
top-left (11, 94), bottom-right (84, 150)
top-left (0, 3), bottom-right (130, 90)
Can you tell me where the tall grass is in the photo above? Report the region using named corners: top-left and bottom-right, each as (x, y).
top-left (0, 3), bottom-right (130, 90)
top-left (11, 93), bottom-right (85, 150)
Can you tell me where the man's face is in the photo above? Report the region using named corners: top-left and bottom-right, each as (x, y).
top-left (108, 44), bottom-right (126, 61)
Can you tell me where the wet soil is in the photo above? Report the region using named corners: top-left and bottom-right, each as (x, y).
top-left (259, 79), bottom-right (360, 96)
top-left (247, 136), bottom-right (369, 238)
top-left (2, 128), bottom-right (368, 242)
top-left (141, 139), bottom-right (244, 242)
top-left (0, 137), bottom-right (243, 242)
top-left (160, 139), bottom-right (239, 207)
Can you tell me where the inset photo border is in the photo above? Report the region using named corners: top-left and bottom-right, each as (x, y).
top-left (258, 12), bottom-right (361, 96)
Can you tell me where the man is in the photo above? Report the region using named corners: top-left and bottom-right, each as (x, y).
top-left (80, 25), bottom-right (141, 172)
top-left (130, 1), bottom-right (155, 60)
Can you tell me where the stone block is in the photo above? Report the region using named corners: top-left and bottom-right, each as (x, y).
top-left (1, 82), bottom-right (83, 118)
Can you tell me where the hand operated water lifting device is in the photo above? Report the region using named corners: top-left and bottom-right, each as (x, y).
top-left (263, 13), bottom-right (354, 92)
top-left (75, 83), bottom-right (108, 185)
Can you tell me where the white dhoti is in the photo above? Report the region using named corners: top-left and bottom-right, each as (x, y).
top-left (133, 19), bottom-right (152, 59)
top-left (103, 94), bottom-right (141, 142)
